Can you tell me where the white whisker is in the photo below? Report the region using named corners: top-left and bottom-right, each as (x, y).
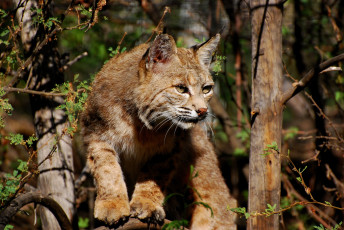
top-left (164, 122), bottom-right (175, 144)
top-left (207, 112), bottom-right (216, 119)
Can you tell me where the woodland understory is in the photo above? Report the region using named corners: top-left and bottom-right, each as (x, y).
top-left (0, 0), bottom-right (344, 229)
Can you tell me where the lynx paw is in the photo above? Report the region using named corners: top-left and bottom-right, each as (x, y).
top-left (130, 198), bottom-right (165, 225)
top-left (94, 198), bottom-right (130, 226)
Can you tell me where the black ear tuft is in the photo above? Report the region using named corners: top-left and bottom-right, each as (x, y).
top-left (195, 34), bottom-right (221, 68)
top-left (146, 34), bottom-right (177, 68)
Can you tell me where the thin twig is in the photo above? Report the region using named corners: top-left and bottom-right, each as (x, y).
top-left (325, 164), bottom-right (344, 198)
top-left (282, 175), bottom-right (337, 228)
top-left (304, 92), bottom-right (344, 143)
top-left (62, 51), bottom-right (88, 71)
top-left (4, 27), bottom-right (62, 90)
top-left (145, 6), bottom-right (171, 43)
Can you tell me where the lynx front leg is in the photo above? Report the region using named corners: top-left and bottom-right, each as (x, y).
top-left (129, 155), bottom-right (175, 225)
top-left (87, 140), bottom-right (130, 225)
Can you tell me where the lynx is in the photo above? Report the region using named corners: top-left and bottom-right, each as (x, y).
top-left (81, 33), bottom-right (237, 229)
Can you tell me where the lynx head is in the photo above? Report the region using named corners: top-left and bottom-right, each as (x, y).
top-left (136, 33), bottom-right (220, 130)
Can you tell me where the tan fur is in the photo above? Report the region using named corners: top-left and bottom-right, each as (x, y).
top-left (81, 34), bottom-right (237, 229)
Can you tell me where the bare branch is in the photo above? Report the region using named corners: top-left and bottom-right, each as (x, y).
top-left (281, 53), bottom-right (344, 105)
top-left (304, 92), bottom-right (344, 143)
top-left (0, 192), bottom-right (73, 230)
top-left (325, 164), bottom-right (344, 199)
top-left (3, 87), bottom-right (65, 97)
top-left (94, 218), bottom-right (181, 230)
top-left (62, 51), bottom-right (88, 71)
top-left (5, 27), bottom-right (62, 91)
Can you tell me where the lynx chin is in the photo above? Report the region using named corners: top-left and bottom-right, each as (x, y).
top-left (81, 33), bottom-right (237, 229)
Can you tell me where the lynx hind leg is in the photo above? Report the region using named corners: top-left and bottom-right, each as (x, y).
top-left (87, 140), bottom-right (130, 225)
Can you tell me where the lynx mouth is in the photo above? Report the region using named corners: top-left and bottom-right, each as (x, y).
top-left (171, 115), bottom-right (208, 129)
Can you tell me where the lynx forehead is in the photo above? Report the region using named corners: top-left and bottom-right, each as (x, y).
top-left (81, 33), bottom-right (237, 229)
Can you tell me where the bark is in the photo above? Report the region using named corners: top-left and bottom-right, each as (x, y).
top-left (13, 1), bottom-right (75, 229)
top-left (248, 0), bottom-right (283, 229)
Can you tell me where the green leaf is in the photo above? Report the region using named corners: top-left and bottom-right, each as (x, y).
top-left (284, 127), bottom-right (299, 140)
top-left (162, 219), bottom-right (188, 230)
top-left (4, 225), bottom-right (14, 230)
top-left (233, 148), bottom-right (247, 157)
top-left (0, 29), bottom-right (9, 37)
top-left (163, 193), bottom-right (184, 205)
top-left (78, 217), bottom-right (89, 228)
top-left (26, 135), bottom-right (38, 147)
top-left (335, 91), bottom-right (344, 105)
top-left (300, 166), bottom-right (308, 174)
top-left (266, 203), bottom-right (276, 213)
top-left (313, 224), bottom-right (325, 230)
top-left (17, 160), bottom-right (28, 172)
top-left (6, 133), bottom-right (24, 145)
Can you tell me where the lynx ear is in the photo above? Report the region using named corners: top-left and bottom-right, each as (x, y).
top-left (146, 34), bottom-right (177, 69)
top-left (195, 34), bottom-right (220, 68)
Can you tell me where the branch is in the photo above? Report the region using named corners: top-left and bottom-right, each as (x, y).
top-left (5, 27), bottom-right (62, 90)
top-left (94, 218), bottom-right (180, 230)
top-left (281, 53), bottom-right (344, 105)
top-left (145, 6), bottom-right (171, 43)
top-left (3, 87), bottom-right (65, 97)
top-left (325, 164), bottom-right (344, 199)
top-left (62, 51), bottom-right (88, 71)
top-left (0, 192), bottom-right (72, 230)
top-left (282, 175), bottom-right (337, 228)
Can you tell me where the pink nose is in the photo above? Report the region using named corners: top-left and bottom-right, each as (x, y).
top-left (197, 108), bottom-right (207, 116)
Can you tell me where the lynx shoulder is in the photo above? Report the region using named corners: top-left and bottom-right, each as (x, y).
top-left (81, 33), bottom-right (237, 229)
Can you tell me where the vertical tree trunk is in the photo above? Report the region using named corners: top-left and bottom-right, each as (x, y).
top-left (248, 0), bottom-right (283, 229)
top-left (14, 1), bottom-right (75, 229)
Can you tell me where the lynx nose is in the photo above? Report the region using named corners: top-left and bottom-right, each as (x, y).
top-left (197, 108), bottom-right (208, 117)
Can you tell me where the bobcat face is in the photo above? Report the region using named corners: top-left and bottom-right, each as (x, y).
top-left (136, 34), bottom-right (219, 130)
top-left (162, 71), bottom-right (214, 130)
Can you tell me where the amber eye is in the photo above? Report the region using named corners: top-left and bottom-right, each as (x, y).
top-left (176, 85), bottom-right (189, 94)
top-left (202, 85), bottom-right (213, 94)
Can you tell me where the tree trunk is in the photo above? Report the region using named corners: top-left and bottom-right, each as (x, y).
top-left (14, 1), bottom-right (75, 229)
top-left (248, 0), bottom-right (283, 229)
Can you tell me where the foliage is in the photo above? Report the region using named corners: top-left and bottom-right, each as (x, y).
top-left (54, 74), bottom-right (91, 136)
top-left (0, 88), bottom-right (13, 129)
top-left (31, 8), bottom-right (61, 30)
top-left (262, 141), bottom-right (279, 156)
top-left (213, 55), bottom-right (226, 75)
top-left (313, 222), bottom-right (343, 230)
top-left (0, 160), bottom-right (28, 206)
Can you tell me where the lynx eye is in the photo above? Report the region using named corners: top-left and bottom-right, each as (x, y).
top-left (202, 85), bottom-right (213, 94)
top-left (176, 85), bottom-right (189, 94)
